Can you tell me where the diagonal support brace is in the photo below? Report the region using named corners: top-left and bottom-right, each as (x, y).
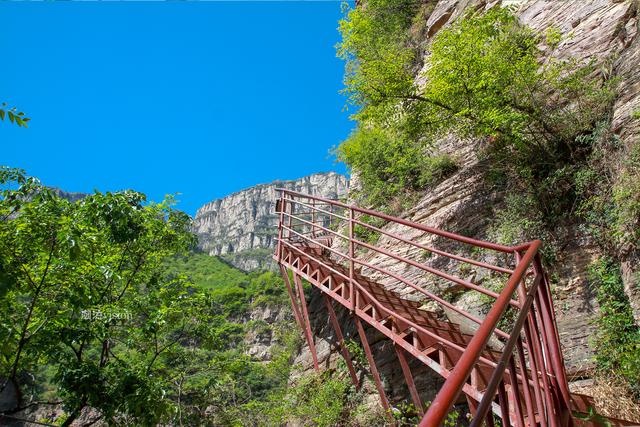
top-left (395, 344), bottom-right (424, 417)
top-left (323, 293), bottom-right (359, 388)
top-left (293, 273), bottom-right (319, 371)
top-left (355, 316), bottom-right (393, 421)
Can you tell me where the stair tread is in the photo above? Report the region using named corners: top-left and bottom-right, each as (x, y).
top-left (282, 245), bottom-right (503, 367)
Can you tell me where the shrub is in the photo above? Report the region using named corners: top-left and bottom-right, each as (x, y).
top-left (266, 371), bottom-right (352, 426)
top-left (589, 259), bottom-right (640, 398)
top-left (337, 126), bottom-right (457, 206)
top-left (612, 144), bottom-right (640, 246)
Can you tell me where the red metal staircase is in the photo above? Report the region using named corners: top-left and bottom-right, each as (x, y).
top-left (273, 189), bottom-right (630, 426)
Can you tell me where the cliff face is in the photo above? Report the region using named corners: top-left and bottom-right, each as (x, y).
top-left (194, 172), bottom-right (348, 270)
top-left (293, 0), bottom-right (640, 416)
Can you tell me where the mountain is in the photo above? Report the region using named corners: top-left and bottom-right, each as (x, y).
top-left (50, 188), bottom-right (88, 202)
top-left (193, 172), bottom-right (348, 271)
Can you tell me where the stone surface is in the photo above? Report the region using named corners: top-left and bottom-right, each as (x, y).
top-left (193, 172), bottom-right (348, 271)
top-left (294, 0), bottom-right (640, 413)
top-left (243, 304), bottom-right (290, 362)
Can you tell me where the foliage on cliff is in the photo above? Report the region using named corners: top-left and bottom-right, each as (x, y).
top-left (337, 0), bottom-right (639, 400)
top-left (589, 259), bottom-right (640, 399)
top-left (338, 3), bottom-right (616, 215)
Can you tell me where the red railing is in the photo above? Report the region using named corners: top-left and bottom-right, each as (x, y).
top-left (274, 189), bottom-right (573, 426)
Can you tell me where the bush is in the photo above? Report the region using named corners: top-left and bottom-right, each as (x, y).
top-left (265, 371), bottom-right (352, 426)
top-left (337, 126), bottom-right (457, 206)
top-left (612, 144), bottom-right (640, 246)
top-left (590, 259), bottom-right (640, 398)
top-left (338, 4), bottom-right (616, 230)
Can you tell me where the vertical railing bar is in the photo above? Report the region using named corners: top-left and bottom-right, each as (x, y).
top-left (286, 193), bottom-right (293, 241)
top-left (468, 369), bottom-right (479, 420)
top-left (311, 198), bottom-right (316, 238)
top-left (515, 335), bottom-right (537, 426)
top-left (514, 252), bottom-right (545, 424)
top-left (508, 356), bottom-right (526, 427)
top-left (276, 190), bottom-right (284, 261)
top-left (523, 314), bottom-right (547, 422)
top-left (349, 207), bottom-right (355, 312)
top-left (498, 380), bottom-right (512, 427)
top-left (529, 290), bottom-right (560, 426)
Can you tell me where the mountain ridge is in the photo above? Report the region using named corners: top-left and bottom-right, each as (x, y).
top-left (193, 171), bottom-right (349, 270)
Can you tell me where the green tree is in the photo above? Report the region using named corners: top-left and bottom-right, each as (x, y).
top-left (0, 166), bottom-right (205, 425)
top-left (337, 5), bottom-right (615, 215)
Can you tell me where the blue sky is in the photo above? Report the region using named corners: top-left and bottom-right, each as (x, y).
top-left (1, 2), bottom-right (353, 215)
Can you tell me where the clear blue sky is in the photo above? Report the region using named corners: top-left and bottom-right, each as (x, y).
top-left (1, 2), bottom-right (353, 215)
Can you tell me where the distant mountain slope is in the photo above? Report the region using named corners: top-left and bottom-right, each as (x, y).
top-left (193, 172), bottom-right (348, 271)
top-left (50, 188), bottom-right (88, 202)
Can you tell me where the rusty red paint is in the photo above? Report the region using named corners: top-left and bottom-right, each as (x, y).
top-left (274, 190), bottom-right (580, 427)
top-left (293, 273), bottom-right (319, 371)
top-left (323, 294), bottom-right (359, 388)
top-left (354, 317), bottom-right (393, 421)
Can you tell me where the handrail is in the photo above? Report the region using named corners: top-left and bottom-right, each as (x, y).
top-left (276, 191), bottom-right (573, 427)
top-left (285, 196), bottom-right (515, 275)
top-left (351, 217), bottom-right (515, 275)
top-left (420, 240), bottom-right (542, 427)
top-left (281, 221), bottom-right (513, 340)
top-left (280, 211), bottom-right (519, 307)
top-left (278, 188), bottom-right (523, 253)
top-left (277, 238), bottom-right (502, 370)
top-left (284, 197), bottom-right (350, 222)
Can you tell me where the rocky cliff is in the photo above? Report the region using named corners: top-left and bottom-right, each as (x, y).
top-left (194, 172), bottom-right (348, 271)
top-left (292, 0), bottom-right (640, 420)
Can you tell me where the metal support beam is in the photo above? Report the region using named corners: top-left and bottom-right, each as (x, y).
top-left (395, 344), bottom-right (424, 416)
top-left (293, 273), bottom-right (319, 371)
top-left (275, 189), bottom-right (585, 427)
top-left (279, 265), bottom-right (304, 330)
top-left (323, 294), bottom-right (359, 388)
top-left (354, 317), bottom-right (392, 420)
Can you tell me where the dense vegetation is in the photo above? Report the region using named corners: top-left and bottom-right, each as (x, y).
top-left (0, 167), bottom-right (306, 426)
top-left (589, 259), bottom-right (640, 399)
top-left (337, 0), bottom-right (639, 405)
top-left (3, 2), bottom-right (639, 425)
top-left (0, 166), bottom-right (384, 426)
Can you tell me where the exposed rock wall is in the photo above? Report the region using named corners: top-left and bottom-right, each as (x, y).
top-left (194, 172), bottom-right (348, 271)
top-left (293, 0), bottom-right (640, 413)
